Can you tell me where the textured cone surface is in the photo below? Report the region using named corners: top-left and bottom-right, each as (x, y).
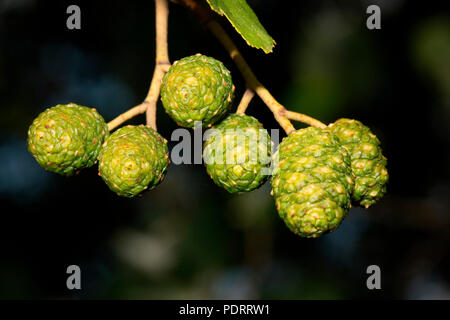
top-left (204, 114), bottom-right (272, 193)
top-left (27, 103), bottom-right (109, 176)
top-left (271, 127), bottom-right (354, 238)
top-left (329, 118), bottom-right (388, 208)
top-left (98, 125), bottom-right (169, 197)
top-left (161, 54), bottom-right (234, 128)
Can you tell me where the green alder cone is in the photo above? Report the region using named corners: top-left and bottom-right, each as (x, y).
top-left (203, 113), bottom-right (272, 193)
top-left (160, 54), bottom-right (234, 128)
top-left (98, 125), bottom-right (169, 197)
top-left (271, 127), bottom-right (354, 238)
top-left (27, 103), bottom-right (109, 176)
top-left (329, 118), bottom-right (389, 208)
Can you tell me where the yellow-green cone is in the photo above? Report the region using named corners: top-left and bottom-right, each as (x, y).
top-left (160, 54), bottom-right (234, 128)
top-left (27, 103), bottom-right (109, 176)
top-left (98, 125), bottom-right (169, 197)
top-left (329, 119), bottom-right (388, 208)
top-left (271, 127), bottom-right (354, 238)
top-left (203, 114), bottom-right (272, 193)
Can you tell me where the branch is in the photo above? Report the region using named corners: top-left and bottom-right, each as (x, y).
top-left (155, 0), bottom-right (170, 66)
top-left (284, 110), bottom-right (326, 129)
top-left (143, 68), bottom-right (164, 130)
top-left (146, 0), bottom-right (171, 130)
top-left (236, 88), bottom-right (255, 115)
top-left (107, 102), bottom-right (149, 132)
top-left (107, 0), bottom-right (170, 132)
top-left (177, 0), bottom-right (326, 134)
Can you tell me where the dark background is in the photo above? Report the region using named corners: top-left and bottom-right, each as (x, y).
top-left (0, 0), bottom-right (449, 299)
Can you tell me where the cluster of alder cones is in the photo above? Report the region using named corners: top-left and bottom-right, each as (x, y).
top-left (27, 54), bottom-right (388, 238)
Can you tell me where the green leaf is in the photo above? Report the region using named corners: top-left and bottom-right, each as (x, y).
top-left (205, 0), bottom-right (276, 53)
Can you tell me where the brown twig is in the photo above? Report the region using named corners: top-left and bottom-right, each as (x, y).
top-left (284, 110), bottom-right (326, 129)
top-left (236, 88), bottom-right (255, 115)
top-left (107, 0), bottom-right (170, 132)
top-left (155, 0), bottom-right (170, 66)
top-left (177, 0), bottom-right (326, 134)
top-left (107, 102), bottom-right (148, 132)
